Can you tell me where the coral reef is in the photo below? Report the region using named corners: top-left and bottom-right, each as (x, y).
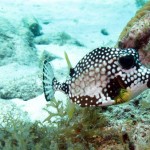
top-left (116, 1), bottom-right (150, 67)
top-left (0, 100), bottom-right (128, 149)
top-left (116, 3), bottom-right (150, 148)
top-left (0, 1), bottom-right (149, 149)
top-left (0, 97), bottom-right (150, 149)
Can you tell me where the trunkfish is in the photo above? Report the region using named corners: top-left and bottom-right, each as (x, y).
top-left (43, 47), bottom-right (150, 107)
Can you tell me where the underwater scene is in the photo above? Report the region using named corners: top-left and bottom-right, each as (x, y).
top-left (0, 0), bottom-right (150, 149)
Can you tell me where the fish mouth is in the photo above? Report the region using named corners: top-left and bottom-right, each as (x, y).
top-left (114, 75), bottom-right (132, 104)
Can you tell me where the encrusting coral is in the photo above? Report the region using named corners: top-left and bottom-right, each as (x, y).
top-left (116, 1), bottom-right (150, 67)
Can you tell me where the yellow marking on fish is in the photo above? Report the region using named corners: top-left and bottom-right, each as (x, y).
top-left (115, 89), bottom-right (132, 104)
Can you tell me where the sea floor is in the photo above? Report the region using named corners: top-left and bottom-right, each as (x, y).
top-left (0, 0), bottom-right (138, 122)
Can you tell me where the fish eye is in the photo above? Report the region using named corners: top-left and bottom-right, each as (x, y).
top-left (119, 55), bottom-right (135, 70)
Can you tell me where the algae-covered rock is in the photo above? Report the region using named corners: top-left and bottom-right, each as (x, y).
top-left (54, 32), bottom-right (84, 47)
top-left (0, 16), bottom-right (43, 100)
top-left (39, 50), bottom-right (61, 67)
top-left (115, 5), bottom-right (150, 147)
top-left (101, 28), bottom-right (109, 36)
top-left (116, 1), bottom-right (150, 67)
top-left (34, 34), bottom-right (51, 45)
top-left (0, 63), bottom-right (43, 100)
top-left (0, 17), bottom-right (17, 66)
top-left (132, 123), bottom-right (150, 150)
top-left (34, 31), bottom-right (84, 47)
top-left (22, 16), bottom-right (42, 37)
top-left (0, 16), bottom-right (38, 66)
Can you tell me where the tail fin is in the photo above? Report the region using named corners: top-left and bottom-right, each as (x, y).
top-left (43, 60), bottom-right (69, 101)
top-left (43, 60), bottom-right (55, 101)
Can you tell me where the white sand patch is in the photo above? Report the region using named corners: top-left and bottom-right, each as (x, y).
top-left (6, 92), bottom-right (68, 122)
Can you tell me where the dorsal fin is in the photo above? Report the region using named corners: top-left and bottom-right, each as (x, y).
top-left (64, 51), bottom-right (75, 76)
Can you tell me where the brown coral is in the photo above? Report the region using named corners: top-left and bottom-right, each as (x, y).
top-left (117, 1), bottom-right (150, 67)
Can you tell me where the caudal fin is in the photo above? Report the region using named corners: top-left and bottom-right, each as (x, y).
top-left (43, 60), bottom-right (70, 101)
top-left (43, 60), bottom-right (55, 101)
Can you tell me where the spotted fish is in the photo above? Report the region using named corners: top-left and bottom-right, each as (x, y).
top-left (43, 47), bottom-right (150, 107)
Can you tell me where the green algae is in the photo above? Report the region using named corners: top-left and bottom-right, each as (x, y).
top-left (0, 99), bottom-right (118, 149)
top-left (0, 98), bottom-right (149, 149)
